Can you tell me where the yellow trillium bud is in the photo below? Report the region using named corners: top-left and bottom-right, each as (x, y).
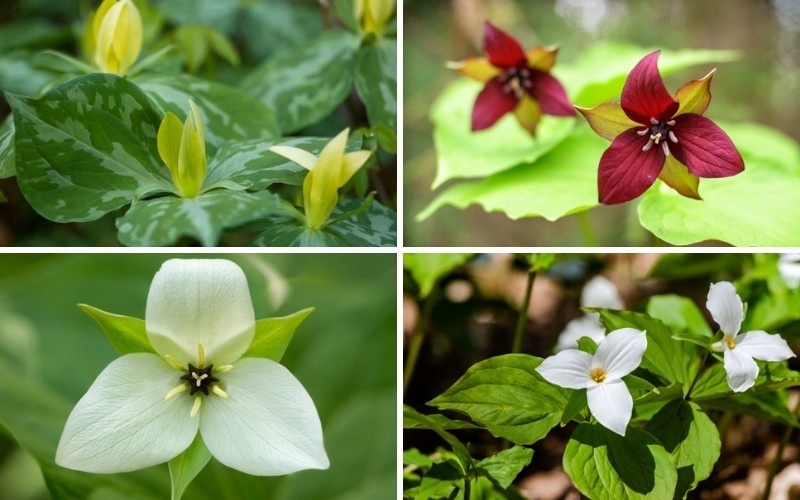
top-left (157, 100), bottom-right (208, 198)
top-left (354, 0), bottom-right (395, 35)
top-left (270, 129), bottom-right (371, 230)
top-left (91, 0), bottom-right (143, 74)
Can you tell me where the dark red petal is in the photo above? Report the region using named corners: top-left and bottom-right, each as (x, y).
top-left (670, 114), bottom-right (745, 177)
top-left (529, 70), bottom-right (575, 116)
top-left (621, 51), bottom-right (679, 124)
top-left (598, 128), bottom-right (665, 204)
top-left (483, 22), bottom-right (526, 68)
top-left (471, 78), bottom-right (519, 131)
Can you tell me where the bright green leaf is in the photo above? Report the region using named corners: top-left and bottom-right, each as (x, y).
top-left (564, 423), bottom-right (678, 500)
top-left (77, 304), bottom-right (154, 355)
top-left (0, 116), bottom-right (13, 178)
top-left (476, 446), bottom-right (533, 490)
top-left (244, 308), bottom-right (314, 362)
top-left (646, 295), bottom-right (713, 338)
top-left (354, 40), bottom-right (396, 153)
top-left (690, 363), bottom-right (800, 400)
top-left (168, 434), bottom-right (212, 500)
top-left (402, 412), bottom-right (480, 431)
top-left (403, 253), bottom-right (472, 298)
top-left (403, 405), bottom-right (474, 472)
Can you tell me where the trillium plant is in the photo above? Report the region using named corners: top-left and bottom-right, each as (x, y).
top-left (0, 0), bottom-right (396, 246)
top-left (57, 259), bottom-right (328, 495)
top-left (403, 253), bottom-right (800, 499)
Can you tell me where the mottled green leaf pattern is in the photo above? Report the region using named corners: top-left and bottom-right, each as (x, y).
top-left (355, 40), bottom-right (397, 153)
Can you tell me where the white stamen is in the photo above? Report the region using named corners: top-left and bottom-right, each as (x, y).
top-left (165, 384), bottom-right (187, 401)
top-left (196, 343), bottom-right (206, 367)
top-left (520, 68), bottom-right (530, 77)
top-left (669, 131), bottom-right (678, 143)
top-left (650, 132), bottom-right (662, 144)
top-left (190, 396), bottom-right (202, 418)
top-left (642, 138), bottom-right (654, 152)
top-left (165, 354), bottom-right (184, 371)
top-left (637, 128), bottom-right (649, 136)
top-left (661, 141), bottom-right (670, 156)
top-left (667, 119), bottom-right (676, 126)
top-left (211, 385), bottom-right (228, 399)
top-left (216, 365), bottom-right (233, 373)
top-left (650, 117), bottom-right (659, 125)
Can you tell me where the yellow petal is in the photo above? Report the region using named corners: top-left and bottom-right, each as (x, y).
top-left (575, 102), bottom-right (638, 142)
top-left (269, 146), bottom-right (318, 171)
top-left (513, 94), bottom-right (541, 136)
top-left (658, 155), bottom-right (701, 200)
top-left (675, 69), bottom-right (715, 116)
top-left (365, 0), bottom-right (395, 32)
top-left (526, 45), bottom-right (559, 72)
top-left (446, 58), bottom-right (500, 82)
top-left (94, 0), bottom-right (142, 74)
top-left (305, 129), bottom-right (349, 228)
top-left (177, 100), bottom-right (207, 198)
top-left (339, 150), bottom-right (372, 187)
top-left (157, 112), bottom-right (183, 179)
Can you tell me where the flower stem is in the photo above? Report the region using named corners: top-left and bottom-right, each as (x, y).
top-left (512, 271), bottom-right (536, 354)
top-left (761, 392), bottom-right (800, 500)
top-left (576, 210), bottom-right (598, 246)
top-left (403, 288), bottom-right (439, 398)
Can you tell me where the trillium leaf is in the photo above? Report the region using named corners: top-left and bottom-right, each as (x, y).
top-left (644, 400), bottom-right (720, 499)
top-left (402, 405), bottom-right (473, 471)
top-left (241, 30), bottom-right (359, 134)
top-left (354, 39), bottom-right (397, 153)
top-left (9, 73), bottom-right (169, 222)
top-left (77, 303), bottom-right (155, 355)
top-left (690, 362), bottom-right (800, 400)
top-left (694, 388), bottom-right (800, 428)
top-left (475, 446), bottom-right (533, 490)
top-left (168, 433), bottom-right (212, 500)
top-left (646, 295), bottom-right (713, 338)
top-left (563, 423), bottom-right (678, 500)
top-left (244, 308), bottom-right (315, 362)
top-left (116, 190), bottom-right (281, 246)
top-left (0, 116), bottom-right (14, 178)
top-left (403, 253), bottom-right (473, 299)
top-left (135, 73), bottom-right (281, 146)
top-left (429, 354), bottom-right (569, 445)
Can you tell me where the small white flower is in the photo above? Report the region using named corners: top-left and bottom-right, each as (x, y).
top-left (706, 281), bottom-right (795, 393)
top-left (56, 259), bottom-right (329, 475)
top-left (537, 328), bottom-right (647, 436)
top-left (556, 276), bottom-right (623, 351)
top-left (778, 254), bottom-right (800, 288)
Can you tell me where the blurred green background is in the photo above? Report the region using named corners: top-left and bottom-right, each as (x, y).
top-left (405, 0), bottom-right (800, 246)
top-left (0, 253), bottom-right (396, 499)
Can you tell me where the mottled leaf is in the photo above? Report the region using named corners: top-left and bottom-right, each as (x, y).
top-left (354, 40), bottom-right (397, 153)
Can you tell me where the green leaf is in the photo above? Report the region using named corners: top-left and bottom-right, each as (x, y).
top-left (403, 405), bottom-right (474, 472)
top-left (644, 400), bottom-right (720, 500)
top-left (77, 304), bottom-right (154, 355)
top-left (403, 253), bottom-right (473, 298)
top-left (32, 50), bottom-right (95, 74)
top-left (564, 423), bottom-right (678, 500)
top-left (244, 308), bottom-right (314, 362)
top-left (695, 389), bottom-right (800, 428)
top-left (241, 30), bottom-right (359, 134)
top-left (418, 127), bottom-right (606, 222)
top-left (402, 412), bottom-right (480, 431)
top-left (354, 40), bottom-right (397, 153)
top-left (646, 295), bottom-right (713, 338)
top-left (476, 446), bottom-right (533, 490)
top-left (9, 73), bottom-right (169, 222)
top-left (168, 434), bottom-right (212, 500)
top-left (417, 460), bottom-right (464, 499)
top-left (205, 28), bottom-right (240, 67)
top-left (334, 0), bottom-right (359, 31)
top-left (135, 74), bottom-right (280, 146)
top-left (637, 122), bottom-right (800, 246)
top-left (428, 78), bottom-right (576, 188)
top-left (239, 1), bottom-right (323, 61)
top-left (429, 354), bottom-right (569, 445)
top-left (690, 363), bottom-right (800, 400)
top-left (116, 190), bottom-right (281, 246)
top-left (576, 336), bottom-right (599, 355)
top-left (0, 116), bottom-right (14, 178)
top-left (251, 198), bottom-right (396, 247)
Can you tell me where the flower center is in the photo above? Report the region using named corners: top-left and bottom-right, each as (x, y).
top-left (498, 67), bottom-right (533, 100)
top-left (590, 367), bottom-right (607, 383)
top-left (181, 363), bottom-right (219, 396)
top-left (638, 118), bottom-right (679, 156)
top-left (725, 335), bottom-right (736, 350)
top-left (163, 343), bottom-right (232, 417)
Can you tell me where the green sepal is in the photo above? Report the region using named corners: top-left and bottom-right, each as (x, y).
top-left (243, 308), bottom-right (315, 362)
top-left (78, 303), bottom-right (155, 355)
top-left (168, 433), bottom-right (212, 500)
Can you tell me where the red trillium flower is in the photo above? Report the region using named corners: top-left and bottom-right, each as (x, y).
top-left (449, 22), bottom-right (574, 135)
top-left (577, 50), bottom-right (744, 204)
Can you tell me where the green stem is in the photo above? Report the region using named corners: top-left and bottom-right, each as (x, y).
top-left (576, 211), bottom-right (598, 246)
top-left (403, 287), bottom-right (438, 398)
top-left (761, 393), bottom-right (800, 500)
top-left (512, 271), bottom-right (536, 354)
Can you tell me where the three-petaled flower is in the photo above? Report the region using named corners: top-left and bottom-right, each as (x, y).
top-left (449, 22), bottom-right (574, 135)
top-left (56, 259), bottom-right (329, 475)
top-left (706, 281), bottom-right (795, 392)
top-left (537, 328), bottom-right (647, 436)
top-left (578, 50), bottom-right (744, 204)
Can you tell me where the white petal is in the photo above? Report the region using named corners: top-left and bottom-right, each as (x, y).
top-left (535, 350), bottom-right (593, 389)
top-left (581, 276), bottom-right (624, 309)
top-left (555, 315), bottom-right (606, 351)
top-left (735, 330), bottom-right (795, 362)
top-left (146, 259), bottom-right (255, 366)
top-left (778, 254), bottom-right (800, 288)
top-left (706, 281), bottom-right (743, 336)
top-left (56, 353), bottom-right (198, 473)
top-left (593, 328), bottom-right (647, 380)
top-left (587, 379), bottom-right (632, 436)
top-left (200, 358), bottom-right (329, 475)
top-left (723, 347), bottom-right (759, 392)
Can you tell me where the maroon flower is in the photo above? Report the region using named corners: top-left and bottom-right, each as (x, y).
top-left (450, 22), bottom-right (574, 135)
top-left (577, 50), bottom-right (744, 204)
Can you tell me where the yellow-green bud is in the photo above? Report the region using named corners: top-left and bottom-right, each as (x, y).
top-left (157, 100), bottom-right (208, 198)
top-left (90, 0), bottom-right (143, 74)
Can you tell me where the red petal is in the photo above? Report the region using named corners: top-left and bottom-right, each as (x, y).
top-left (670, 114), bottom-right (745, 177)
top-left (529, 70), bottom-right (574, 116)
top-left (471, 78), bottom-right (519, 131)
top-left (598, 128), bottom-right (665, 204)
top-left (621, 51), bottom-right (679, 124)
top-left (483, 22), bottom-right (526, 68)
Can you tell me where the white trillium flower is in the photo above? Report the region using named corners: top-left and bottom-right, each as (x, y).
top-left (56, 259), bottom-right (329, 475)
top-left (777, 254), bottom-right (800, 288)
top-left (556, 276), bottom-right (623, 351)
top-left (706, 281), bottom-right (795, 393)
top-left (537, 328), bottom-right (647, 436)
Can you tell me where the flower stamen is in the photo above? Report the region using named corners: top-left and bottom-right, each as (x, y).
top-left (725, 335), bottom-right (736, 349)
top-left (197, 342), bottom-right (206, 367)
top-left (590, 367), bottom-right (607, 383)
top-left (216, 365), bottom-right (233, 373)
top-left (211, 385), bottom-right (228, 399)
top-left (165, 354), bottom-right (184, 371)
top-left (190, 396), bottom-right (202, 418)
top-left (642, 118), bottom-right (678, 156)
top-left (165, 384), bottom-right (187, 401)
